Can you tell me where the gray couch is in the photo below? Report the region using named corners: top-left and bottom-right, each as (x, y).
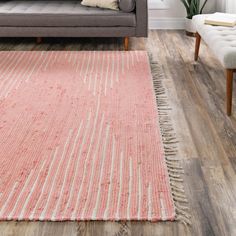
top-left (0, 0), bottom-right (148, 49)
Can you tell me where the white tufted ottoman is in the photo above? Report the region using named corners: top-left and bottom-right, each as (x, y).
top-left (193, 14), bottom-right (236, 116)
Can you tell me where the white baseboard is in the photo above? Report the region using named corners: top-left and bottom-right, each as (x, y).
top-left (149, 17), bottom-right (185, 29)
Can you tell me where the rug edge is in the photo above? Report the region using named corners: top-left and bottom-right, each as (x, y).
top-left (149, 55), bottom-right (191, 226)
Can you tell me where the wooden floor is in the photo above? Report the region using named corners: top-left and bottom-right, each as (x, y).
top-left (0, 31), bottom-right (235, 236)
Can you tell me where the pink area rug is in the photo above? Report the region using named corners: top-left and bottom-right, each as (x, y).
top-left (0, 51), bottom-right (188, 223)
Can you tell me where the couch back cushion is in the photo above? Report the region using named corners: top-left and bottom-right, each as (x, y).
top-left (119, 0), bottom-right (135, 12)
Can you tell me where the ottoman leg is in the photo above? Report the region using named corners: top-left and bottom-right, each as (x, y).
top-left (226, 69), bottom-right (234, 116)
top-left (194, 32), bottom-right (201, 61)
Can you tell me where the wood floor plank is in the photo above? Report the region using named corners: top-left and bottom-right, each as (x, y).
top-left (0, 31), bottom-right (235, 236)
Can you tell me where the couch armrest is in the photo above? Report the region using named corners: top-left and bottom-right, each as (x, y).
top-left (135, 0), bottom-right (148, 37)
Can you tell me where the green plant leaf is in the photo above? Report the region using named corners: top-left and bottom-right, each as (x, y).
top-left (200, 0), bottom-right (208, 14)
top-left (180, 0), bottom-right (208, 19)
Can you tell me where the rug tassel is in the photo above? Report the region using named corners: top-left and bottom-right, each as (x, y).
top-left (150, 55), bottom-right (191, 226)
top-left (175, 202), bottom-right (189, 211)
top-left (176, 215), bottom-right (192, 226)
top-left (172, 191), bottom-right (187, 199)
top-left (176, 209), bottom-right (191, 219)
top-left (166, 157), bottom-right (180, 161)
top-left (168, 169), bottom-right (185, 174)
top-left (169, 173), bottom-right (181, 178)
top-left (169, 177), bottom-right (184, 182)
top-left (166, 164), bottom-right (183, 170)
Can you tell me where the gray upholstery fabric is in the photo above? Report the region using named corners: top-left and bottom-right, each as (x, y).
top-left (0, 1), bottom-right (136, 27)
top-left (0, 0), bottom-right (148, 38)
top-left (119, 0), bottom-right (135, 13)
top-left (135, 0), bottom-right (148, 37)
top-left (0, 26), bottom-right (136, 37)
top-left (193, 14), bottom-right (236, 69)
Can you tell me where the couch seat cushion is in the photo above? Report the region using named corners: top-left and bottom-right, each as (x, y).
top-left (0, 0), bottom-right (136, 27)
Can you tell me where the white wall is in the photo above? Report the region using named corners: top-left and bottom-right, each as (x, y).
top-left (149, 0), bottom-right (185, 29)
top-left (216, 0), bottom-right (236, 13)
top-left (149, 0), bottom-right (217, 29)
top-left (216, 0), bottom-right (226, 11)
top-left (149, 0), bottom-right (185, 18)
top-left (226, 0), bottom-right (236, 13)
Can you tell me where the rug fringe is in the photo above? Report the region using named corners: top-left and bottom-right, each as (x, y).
top-left (150, 57), bottom-right (191, 226)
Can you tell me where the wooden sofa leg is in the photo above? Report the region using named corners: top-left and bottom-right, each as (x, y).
top-left (226, 69), bottom-right (234, 116)
top-left (36, 37), bottom-right (42, 44)
top-left (124, 37), bottom-right (129, 51)
top-left (194, 32), bottom-right (201, 61)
